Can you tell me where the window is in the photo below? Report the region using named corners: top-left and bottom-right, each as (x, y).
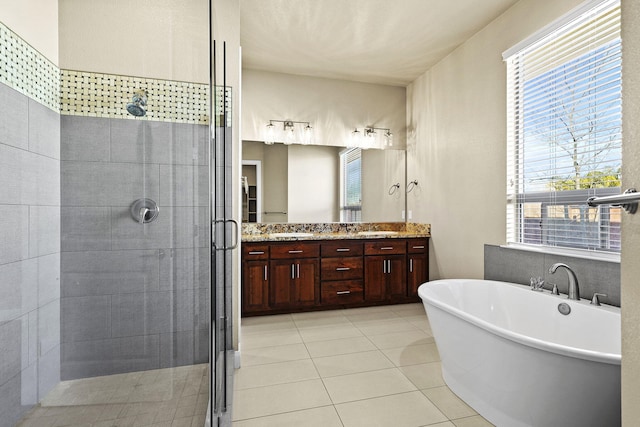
top-left (340, 148), bottom-right (362, 222)
top-left (504, 0), bottom-right (621, 253)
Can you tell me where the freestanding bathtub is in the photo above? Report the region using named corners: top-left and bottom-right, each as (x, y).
top-left (418, 279), bottom-right (621, 427)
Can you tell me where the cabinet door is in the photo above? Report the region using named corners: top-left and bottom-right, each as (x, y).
top-left (387, 255), bottom-right (407, 300)
top-left (407, 254), bottom-right (429, 297)
top-left (242, 260), bottom-right (269, 313)
top-left (364, 256), bottom-right (387, 301)
top-left (293, 258), bottom-right (318, 307)
top-left (269, 260), bottom-right (294, 309)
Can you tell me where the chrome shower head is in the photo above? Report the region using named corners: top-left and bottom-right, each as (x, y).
top-left (126, 89), bottom-right (148, 117)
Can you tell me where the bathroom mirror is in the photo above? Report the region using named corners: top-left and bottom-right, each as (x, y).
top-left (242, 140), bottom-right (406, 223)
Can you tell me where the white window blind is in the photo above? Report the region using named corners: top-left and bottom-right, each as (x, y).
top-left (505, 0), bottom-right (622, 253)
top-left (340, 148), bottom-right (362, 222)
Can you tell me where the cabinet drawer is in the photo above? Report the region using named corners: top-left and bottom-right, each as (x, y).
top-left (242, 244), bottom-right (269, 260)
top-left (270, 243), bottom-right (320, 259)
top-left (321, 257), bottom-right (363, 281)
top-left (321, 241), bottom-right (363, 257)
top-left (364, 240), bottom-right (406, 255)
top-left (407, 239), bottom-right (428, 254)
top-left (321, 280), bottom-right (364, 305)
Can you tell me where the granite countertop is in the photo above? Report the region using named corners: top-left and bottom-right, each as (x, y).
top-left (241, 222), bottom-right (431, 242)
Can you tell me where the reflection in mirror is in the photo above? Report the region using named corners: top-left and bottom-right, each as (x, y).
top-left (242, 141), bottom-right (405, 223)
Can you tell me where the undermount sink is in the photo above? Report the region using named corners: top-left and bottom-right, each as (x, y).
top-left (269, 232), bottom-right (314, 238)
top-left (357, 231), bottom-right (399, 236)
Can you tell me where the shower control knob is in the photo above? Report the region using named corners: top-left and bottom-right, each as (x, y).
top-left (130, 198), bottom-right (159, 224)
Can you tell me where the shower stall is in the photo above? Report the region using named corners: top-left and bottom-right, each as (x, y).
top-left (0, 1), bottom-right (237, 426)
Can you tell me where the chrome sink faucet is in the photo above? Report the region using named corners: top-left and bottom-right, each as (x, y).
top-left (548, 263), bottom-right (580, 300)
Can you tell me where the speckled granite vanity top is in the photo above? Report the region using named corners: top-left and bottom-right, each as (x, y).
top-left (241, 222), bottom-right (431, 242)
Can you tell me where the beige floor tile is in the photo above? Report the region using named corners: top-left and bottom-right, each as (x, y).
top-left (292, 308), bottom-right (348, 320)
top-left (232, 379), bottom-right (331, 420)
top-left (355, 319), bottom-right (419, 336)
top-left (293, 315), bottom-right (353, 329)
top-left (335, 391), bottom-right (448, 427)
top-left (232, 406), bottom-right (343, 427)
top-left (382, 342), bottom-right (440, 366)
top-left (322, 368), bottom-right (416, 404)
top-left (368, 329), bottom-right (434, 349)
top-left (389, 303), bottom-right (426, 315)
top-left (241, 330), bottom-right (303, 350)
top-left (298, 324), bottom-right (363, 343)
top-left (344, 310), bottom-right (403, 323)
top-left (313, 350), bottom-right (394, 377)
top-left (241, 314), bottom-right (297, 334)
top-left (451, 415), bottom-right (495, 427)
top-left (17, 416), bottom-right (59, 427)
top-left (241, 343), bottom-right (310, 366)
top-left (234, 359), bottom-right (319, 390)
top-left (421, 422), bottom-right (455, 427)
top-left (422, 386), bottom-right (477, 419)
top-left (305, 336), bottom-right (377, 358)
top-left (399, 362), bottom-right (445, 389)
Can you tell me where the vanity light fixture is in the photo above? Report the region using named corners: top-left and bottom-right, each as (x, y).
top-left (264, 119), bottom-right (313, 145)
top-left (350, 126), bottom-right (393, 148)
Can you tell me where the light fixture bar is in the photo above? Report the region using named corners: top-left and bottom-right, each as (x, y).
top-left (264, 119), bottom-right (313, 145)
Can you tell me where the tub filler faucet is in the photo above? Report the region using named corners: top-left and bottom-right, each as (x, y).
top-left (548, 263), bottom-right (580, 300)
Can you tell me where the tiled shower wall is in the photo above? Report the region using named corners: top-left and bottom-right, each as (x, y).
top-left (60, 116), bottom-right (210, 380)
top-left (0, 85), bottom-right (61, 424)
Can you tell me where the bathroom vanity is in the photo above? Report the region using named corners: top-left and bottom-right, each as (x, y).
top-left (241, 223), bottom-right (430, 316)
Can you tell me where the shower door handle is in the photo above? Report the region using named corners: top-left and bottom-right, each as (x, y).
top-left (212, 219), bottom-right (239, 250)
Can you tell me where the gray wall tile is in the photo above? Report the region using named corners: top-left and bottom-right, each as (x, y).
top-left (38, 253), bottom-right (61, 307)
top-left (61, 296), bottom-right (111, 342)
top-left (62, 161), bottom-right (159, 207)
top-left (110, 292), bottom-right (172, 337)
top-left (61, 207), bottom-right (111, 251)
top-left (27, 312), bottom-right (37, 366)
top-left (61, 334), bottom-right (159, 380)
top-left (61, 250), bottom-right (159, 297)
top-left (484, 244), bottom-right (621, 306)
top-left (159, 164), bottom-right (208, 207)
top-left (29, 206), bottom-right (60, 258)
top-left (21, 362), bottom-right (38, 408)
top-left (61, 115), bottom-right (110, 161)
top-left (0, 372), bottom-right (32, 427)
top-left (159, 329), bottom-right (208, 368)
top-left (0, 83), bottom-right (28, 150)
top-left (159, 248), bottom-right (209, 291)
top-left (28, 99), bottom-right (60, 160)
top-left (0, 146), bottom-right (59, 206)
top-left (0, 205), bottom-right (29, 264)
top-left (0, 259), bottom-right (37, 322)
top-left (0, 319), bottom-right (23, 387)
top-left (110, 119), bottom-right (172, 164)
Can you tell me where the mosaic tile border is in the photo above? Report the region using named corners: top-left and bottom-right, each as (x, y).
top-left (0, 21), bottom-right (60, 112)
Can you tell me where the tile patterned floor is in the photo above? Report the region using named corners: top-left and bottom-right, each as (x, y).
top-left (17, 364), bottom-right (209, 427)
top-left (233, 303), bottom-right (494, 427)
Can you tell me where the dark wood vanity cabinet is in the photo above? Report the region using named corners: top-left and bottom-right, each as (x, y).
top-left (241, 237), bottom-right (428, 315)
top-left (269, 242), bottom-right (320, 310)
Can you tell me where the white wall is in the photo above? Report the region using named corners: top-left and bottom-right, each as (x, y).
top-left (621, 0), bottom-right (640, 422)
top-left (1, 0), bottom-right (59, 64)
top-left (406, 0), bottom-right (586, 280)
top-left (59, 0), bottom-right (208, 82)
top-left (242, 69), bottom-right (406, 149)
top-left (288, 145), bottom-right (340, 222)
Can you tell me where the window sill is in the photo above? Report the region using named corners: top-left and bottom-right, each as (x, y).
top-left (502, 243), bottom-right (620, 263)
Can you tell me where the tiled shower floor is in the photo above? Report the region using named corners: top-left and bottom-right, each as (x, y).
top-left (17, 364), bottom-right (208, 427)
top-left (233, 303), bottom-right (494, 427)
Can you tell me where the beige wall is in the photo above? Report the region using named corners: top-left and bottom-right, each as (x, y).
top-left (59, 0), bottom-right (208, 82)
top-left (242, 69), bottom-right (406, 149)
top-left (406, 0), bottom-right (586, 280)
top-left (362, 149), bottom-right (406, 222)
top-left (621, 0), bottom-right (640, 422)
top-left (288, 145), bottom-right (340, 222)
top-left (0, 0), bottom-right (59, 64)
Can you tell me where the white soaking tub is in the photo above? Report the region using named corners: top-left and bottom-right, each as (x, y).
top-left (418, 279), bottom-right (620, 427)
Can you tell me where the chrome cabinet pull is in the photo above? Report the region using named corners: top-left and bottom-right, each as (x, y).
top-left (380, 247), bottom-right (393, 250)
top-left (336, 267), bottom-right (351, 271)
top-left (336, 248), bottom-right (350, 252)
top-left (383, 260), bottom-right (387, 274)
top-left (336, 290), bottom-right (351, 295)
top-left (291, 264), bottom-right (295, 279)
top-left (387, 260), bottom-right (391, 273)
top-left (264, 265), bottom-right (268, 281)
top-left (410, 258), bottom-right (413, 273)
top-left (296, 263), bottom-right (300, 278)
top-left (249, 251), bottom-right (265, 255)
top-left (288, 250), bottom-right (303, 254)
top-left (412, 245), bottom-right (425, 249)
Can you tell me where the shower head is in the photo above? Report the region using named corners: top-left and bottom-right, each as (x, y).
top-left (126, 89), bottom-right (148, 117)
